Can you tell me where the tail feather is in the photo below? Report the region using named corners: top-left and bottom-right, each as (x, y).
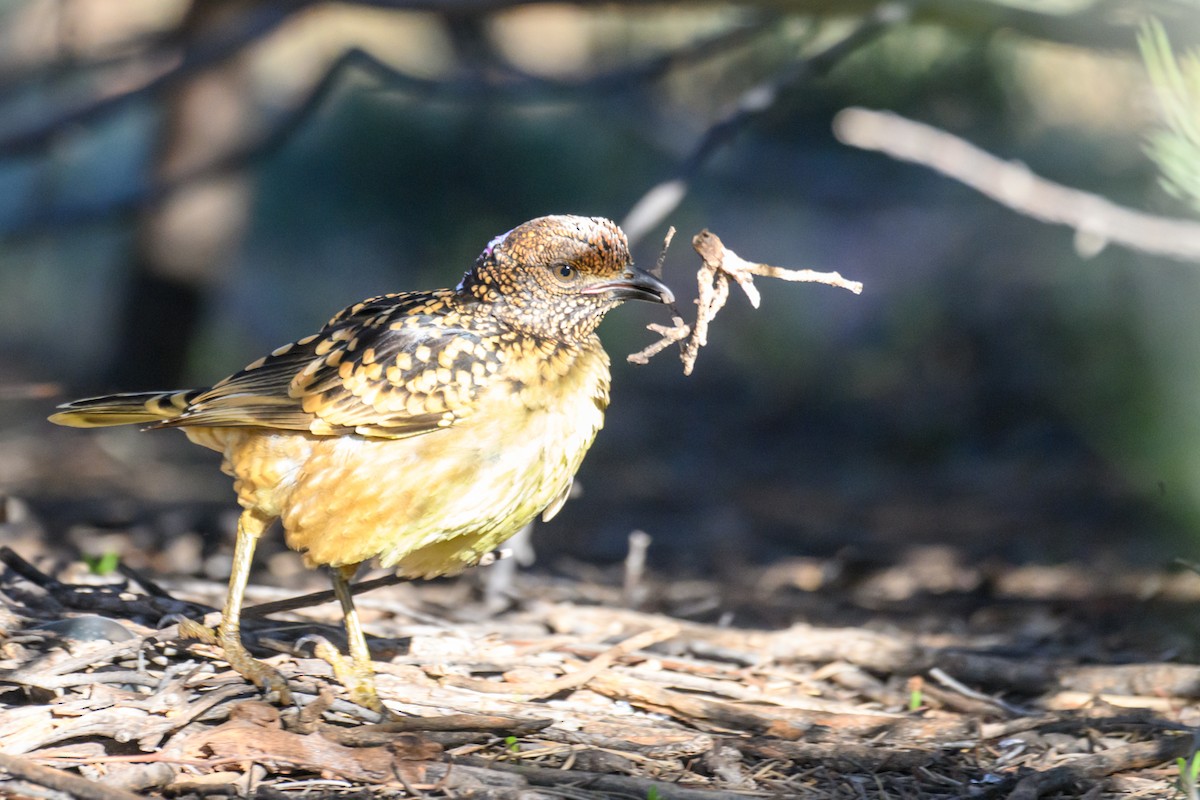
top-left (48, 390), bottom-right (202, 428)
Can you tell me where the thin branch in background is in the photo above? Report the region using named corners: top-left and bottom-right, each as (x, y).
top-left (296, 19), bottom-right (774, 102)
top-left (1, 20), bottom-right (774, 237)
top-left (621, 3), bottom-right (910, 246)
top-left (0, 3), bottom-right (308, 158)
top-left (501, 17), bottom-right (777, 96)
top-left (622, 530), bottom-right (652, 608)
top-left (833, 106), bottom-right (1200, 264)
top-left (0, 28), bottom-right (180, 106)
top-left (0, 382), bottom-right (59, 400)
top-left (231, 20), bottom-right (772, 177)
top-left (5, 1), bottom-right (1199, 236)
top-left (348, 0), bottom-right (1200, 51)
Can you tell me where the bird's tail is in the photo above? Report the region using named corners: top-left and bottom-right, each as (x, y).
top-left (48, 390), bottom-right (202, 428)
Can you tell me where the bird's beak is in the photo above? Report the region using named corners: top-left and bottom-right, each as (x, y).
top-left (582, 267), bottom-right (675, 305)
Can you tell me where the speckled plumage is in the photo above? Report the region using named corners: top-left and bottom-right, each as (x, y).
top-left (50, 215), bottom-right (673, 711)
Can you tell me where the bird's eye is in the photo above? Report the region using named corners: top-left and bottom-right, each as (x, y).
top-left (550, 263), bottom-right (578, 285)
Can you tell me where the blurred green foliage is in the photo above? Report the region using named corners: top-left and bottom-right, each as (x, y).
top-left (1141, 18), bottom-right (1200, 213)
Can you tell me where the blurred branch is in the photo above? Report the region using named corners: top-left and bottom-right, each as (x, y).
top-left (348, 0), bottom-right (1200, 51)
top-left (833, 106), bottom-right (1200, 263)
top-left (502, 19), bottom-right (778, 94)
top-left (0, 29), bottom-right (180, 103)
top-left (325, 18), bottom-right (775, 99)
top-left (1, 0), bottom-right (1193, 164)
top-left (906, 0), bottom-right (1200, 51)
top-left (1, 19), bottom-right (774, 237)
top-left (621, 3), bottom-right (909, 246)
top-left (7, 0), bottom-right (1186, 238)
top-left (0, 3), bottom-right (308, 158)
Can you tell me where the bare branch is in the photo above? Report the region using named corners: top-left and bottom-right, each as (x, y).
top-left (627, 316), bottom-right (691, 365)
top-left (441, 625), bottom-right (681, 698)
top-left (2, 23), bottom-right (772, 237)
top-left (344, 0), bottom-right (1200, 53)
top-left (679, 229), bottom-right (862, 375)
top-left (0, 29), bottom-right (179, 105)
top-left (0, 751), bottom-right (142, 800)
top-left (833, 106), bottom-right (1200, 264)
top-left (728, 254), bottom-right (865, 301)
top-left (0, 5), bottom-right (307, 158)
top-left (622, 3), bottom-right (909, 245)
top-left (630, 228), bottom-right (862, 373)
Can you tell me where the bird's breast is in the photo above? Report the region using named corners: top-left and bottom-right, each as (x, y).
top-left (212, 339), bottom-right (613, 577)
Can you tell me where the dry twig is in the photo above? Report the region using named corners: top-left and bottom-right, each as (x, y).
top-left (629, 228), bottom-right (863, 374)
top-left (1006, 734), bottom-right (1197, 800)
top-left (621, 4), bottom-right (908, 245)
top-left (441, 625), bottom-right (681, 699)
top-left (0, 751), bottom-right (143, 800)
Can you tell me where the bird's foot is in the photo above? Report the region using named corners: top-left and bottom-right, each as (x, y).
top-left (179, 618), bottom-right (293, 704)
top-left (310, 638), bottom-right (386, 715)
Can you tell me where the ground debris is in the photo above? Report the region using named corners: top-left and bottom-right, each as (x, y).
top-left (1, 548), bottom-right (1198, 799)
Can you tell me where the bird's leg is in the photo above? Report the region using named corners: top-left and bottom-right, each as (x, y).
top-left (311, 562), bottom-right (386, 714)
top-left (179, 509), bottom-right (292, 703)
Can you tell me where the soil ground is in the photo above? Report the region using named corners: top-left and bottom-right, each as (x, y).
top-left (2, 386), bottom-right (1200, 800)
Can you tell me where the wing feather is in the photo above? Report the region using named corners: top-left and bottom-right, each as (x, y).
top-left (156, 291), bottom-right (505, 438)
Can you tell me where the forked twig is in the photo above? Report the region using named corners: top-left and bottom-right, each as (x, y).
top-left (629, 228), bottom-right (863, 375)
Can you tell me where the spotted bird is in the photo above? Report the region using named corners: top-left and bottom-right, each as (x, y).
top-left (50, 215), bottom-right (674, 712)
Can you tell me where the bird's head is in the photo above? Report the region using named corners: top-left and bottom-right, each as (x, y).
top-left (458, 215), bottom-right (674, 344)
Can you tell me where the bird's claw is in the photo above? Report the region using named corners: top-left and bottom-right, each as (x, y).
top-left (178, 618), bottom-right (293, 704)
top-left (309, 638), bottom-right (387, 715)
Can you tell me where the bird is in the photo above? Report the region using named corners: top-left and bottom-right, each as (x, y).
top-left (49, 215), bottom-right (673, 712)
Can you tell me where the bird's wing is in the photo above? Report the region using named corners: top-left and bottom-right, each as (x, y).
top-left (158, 291), bottom-right (506, 439)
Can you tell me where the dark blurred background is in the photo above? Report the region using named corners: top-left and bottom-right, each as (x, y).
top-left (3, 0), bottom-right (1200, 591)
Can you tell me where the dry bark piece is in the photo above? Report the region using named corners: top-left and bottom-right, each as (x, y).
top-left (740, 738), bottom-right (937, 772)
top-left (440, 625), bottom-right (680, 698)
top-left (182, 701), bottom-right (442, 785)
top-left (0, 751), bottom-right (142, 800)
top-left (1006, 734), bottom-right (1195, 800)
top-left (327, 714), bottom-right (552, 747)
top-left (454, 755), bottom-right (750, 800)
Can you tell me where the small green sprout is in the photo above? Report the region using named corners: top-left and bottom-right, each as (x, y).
top-left (83, 551), bottom-right (120, 576)
top-left (1177, 752), bottom-right (1200, 800)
